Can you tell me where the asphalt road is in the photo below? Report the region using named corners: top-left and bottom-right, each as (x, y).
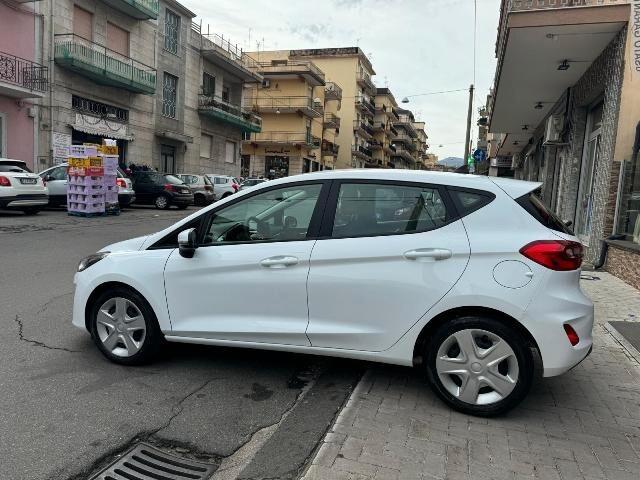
top-left (0, 206), bottom-right (362, 480)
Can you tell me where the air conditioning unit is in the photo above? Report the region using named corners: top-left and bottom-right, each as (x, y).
top-left (543, 114), bottom-right (565, 145)
top-left (262, 79), bottom-right (271, 88)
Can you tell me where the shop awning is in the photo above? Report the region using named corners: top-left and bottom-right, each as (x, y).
top-left (71, 112), bottom-right (133, 141)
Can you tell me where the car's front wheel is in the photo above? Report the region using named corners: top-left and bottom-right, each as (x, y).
top-left (88, 287), bottom-right (164, 365)
top-left (154, 195), bottom-right (169, 209)
top-left (425, 316), bottom-right (533, 416)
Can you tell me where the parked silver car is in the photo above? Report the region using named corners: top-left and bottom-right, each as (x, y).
top-left (175, 174), bottom-right (215, 206)
top-left (206, 175), bottom-right (240, 200)
top-left (39, 163), bottom-right (136, 207)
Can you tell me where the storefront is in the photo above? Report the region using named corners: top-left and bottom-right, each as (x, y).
top-left (265, 156), bottom-right (289, 179)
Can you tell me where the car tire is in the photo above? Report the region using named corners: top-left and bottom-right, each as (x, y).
top-left (221, 192), bottom-right (231, 199)
top-left (194, 194), bottom-right (205, 206)
top-left (424, 316), bottom-right (533, 417)
top-left (177, 204), bottom-right (189, 210)
top-left (154, 195), bottom-right (169, 210)
top-left (88, 286), bottom-right (164, 366)
top-left (22, 207), bottom-right (41, 215)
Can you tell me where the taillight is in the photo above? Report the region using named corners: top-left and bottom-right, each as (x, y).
top-left (164, 184), bottom-right (175, 192)
top-left (519, 240), bottom-right (583, 271)
top-left (232, 183), bottom-right (239, 192)
top-left (0, 176), bottom-right (11, 187)
top-left (116, 178), bottom-right (126, 188)
top-left (564, 324), bottom-right (579, 346)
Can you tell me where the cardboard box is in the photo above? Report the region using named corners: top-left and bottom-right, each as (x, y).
top-left (98, 145), bottom-right (119, 155)
top-left (88, 157), bottom-right (103, 167)
top-left (68, 157), bottom-right (90, 168)
top-left (69, 145), bottom-right (87, 157)
top-left (86, 166), bottom-right (104, 176)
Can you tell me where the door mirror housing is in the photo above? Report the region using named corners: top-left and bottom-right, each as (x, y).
top-left (178, 228), bottom-right (198, 258)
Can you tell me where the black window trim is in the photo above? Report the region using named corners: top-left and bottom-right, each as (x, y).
top-left (148, 179), bottom-right (332, 249)
top-left (317, 178), bottom-right (459, 240)
top-left (446, 186), bottom-right (496, 219)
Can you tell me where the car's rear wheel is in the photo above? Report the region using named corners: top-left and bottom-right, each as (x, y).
top-left (221, 192), bottom-right (231, 199)
top-left (88, 287), bottom-right (164, 365)
top-left (22, 207), bottom-right (41, 215)
top-left (194, 193), bottom-right (205, 206)
top-left (154, 195), bottom-right (169, 209)
top-left (424, 316), bottom-right (533, 416)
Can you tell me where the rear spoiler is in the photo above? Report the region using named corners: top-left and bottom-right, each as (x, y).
top-left (488, 177), bottom-right (542, 199)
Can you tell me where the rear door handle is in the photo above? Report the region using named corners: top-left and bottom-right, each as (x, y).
top-left (403, 248), bottom-right (452, 261)
top-left (260, 256), bottom-right (299, 268)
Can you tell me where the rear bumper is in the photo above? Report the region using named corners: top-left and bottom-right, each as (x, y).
top-left (0, 194), bottom-right (49, 209)
top-left (118, 192), bottom-right (135, 206)
top-left (522, 269), bottom-right (595, 377)
top-left (171, 194), bottom-right (194, 205)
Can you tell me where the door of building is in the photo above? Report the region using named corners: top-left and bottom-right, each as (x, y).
top-left (161, 144), bottom-right (176, 173)
top-left (575, 102), bottom-right (603, 245)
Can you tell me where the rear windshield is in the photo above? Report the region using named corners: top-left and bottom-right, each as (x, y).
top-left (0, 165), bottom-right (28, 173)
top-left (164, 174), bottom-right (184, 185)
top-left (516, 192), bottom-right (573, 234)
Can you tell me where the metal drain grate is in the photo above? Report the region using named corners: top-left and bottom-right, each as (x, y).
top-left (90, 443), bottom-right (216, 480)
top-left (610, 321), bottom-right (640, 352)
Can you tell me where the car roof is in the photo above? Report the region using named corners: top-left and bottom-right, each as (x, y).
top-left (0, 158), bottom-right (28, 165)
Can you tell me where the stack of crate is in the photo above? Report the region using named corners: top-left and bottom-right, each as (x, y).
top-left (66, 144), bottom-right (105, 216)
top-left (99, 140), bottom-right (120, 215)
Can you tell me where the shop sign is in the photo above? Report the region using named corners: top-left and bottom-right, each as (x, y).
top-left (52, 132), bottom-right (71, 164)
top-left (632, 0), bottom-right (640, 79)
top-left (265, 148), bottom-right (292, 154)
top-left (73, 113), bottom-right (132, 141)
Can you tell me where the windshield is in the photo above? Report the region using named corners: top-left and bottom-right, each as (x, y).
top-left (0, 162), bottom-right (31, 173)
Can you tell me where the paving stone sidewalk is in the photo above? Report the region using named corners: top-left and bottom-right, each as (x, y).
top-left (301, 272), bottom-right (640, 480)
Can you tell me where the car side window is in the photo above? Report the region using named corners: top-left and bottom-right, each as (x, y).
top-left (50, 166), bottom-right (67, 181)
top-left (201, 183), bottom-right (323, 245)
top-left (332, 183), bottom-right (448, 238)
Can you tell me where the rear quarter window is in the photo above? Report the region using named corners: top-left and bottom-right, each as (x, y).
top-left (448, 187), bottom-right (496, 217)
top-left (516, 192), bottom-right (573, 234)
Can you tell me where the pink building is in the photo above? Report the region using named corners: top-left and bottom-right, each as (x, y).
top-left (0, 1), bottom-right (48, 169)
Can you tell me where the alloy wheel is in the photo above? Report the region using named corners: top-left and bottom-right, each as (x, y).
top-left (155, 196), bottom-right (168, 209)
top-left (435, 328), bottom-right (519, 405)
top-left (96, 297), bottom-right (147, 357)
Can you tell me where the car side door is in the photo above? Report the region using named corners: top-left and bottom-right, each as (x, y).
top-left (306, 180), bottom-right (471, 352)
top-left (43, 166), bottom-right (68, 204)
top-left (163, 181), bottom-right (329, 345)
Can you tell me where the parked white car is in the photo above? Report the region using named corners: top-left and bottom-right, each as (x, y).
top-left (206, 174), bottom-right (239, 200)
top-left (239, 178), bottom-right (268, 191)
top-left (0, 158), bottom-right (48, 214)
top-left (72, 170), bottom-right (593, 416)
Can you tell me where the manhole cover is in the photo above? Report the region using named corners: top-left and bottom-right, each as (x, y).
top-left (90, 443), bottom-right (216, 480)
top-left (610, 321), bottom-right (640, 352)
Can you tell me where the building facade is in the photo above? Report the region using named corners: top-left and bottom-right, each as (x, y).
top-left (487, 0), bottom-right (640, 287)
top-left (372, 87), bottom-right (399, 168)
top-left (0, 0), bottom-right (47, 169)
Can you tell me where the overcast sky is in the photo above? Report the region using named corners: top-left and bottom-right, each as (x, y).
top-left (183, 0), bottom-right (501, 160)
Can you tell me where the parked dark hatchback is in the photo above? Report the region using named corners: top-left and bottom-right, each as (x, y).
top-left (130, 172), bottom-right (193, 209)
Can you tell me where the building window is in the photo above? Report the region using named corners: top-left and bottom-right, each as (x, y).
top-left (72, 95), bottom-right (129, 122)
top-left (203, 73), bottom-right (215, 96)
top-left (107, 22), bottom-right (129, 56)
top-left (162, 73), bottom-right (178, 118)
top-left (200, 134), bottom-right (212, 158)
top-left (225, 141), bottom-right (236, 164)
top-left (618, 140), bottom-right (640, 244)
top-left (164, 9), bottom-right (180, 54)
top-left (222, 85), bottom-right (230, 102)
top-left (73, 5), bottom-right (93, 40)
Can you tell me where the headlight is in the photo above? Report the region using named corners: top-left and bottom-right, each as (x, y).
top-left (78, 252), bottom-right (109, 272)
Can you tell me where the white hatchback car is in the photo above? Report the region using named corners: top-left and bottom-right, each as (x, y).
top-left (0, 158), bottom-right (48, 214)
top-left (72, 170), bottom-right (593, 416)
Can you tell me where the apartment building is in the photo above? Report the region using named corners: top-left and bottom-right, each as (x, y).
top-left (289, 47), bottom-right (376, 169)
top-left (242, 51), bottom-right (326, 178)
top-left (321, 81), bottom-right (342, 170)
top-left (414, 121), bottom-right (428, 169)
top-left (487, 0), bottom-right (640, 287)
top-left (42, 0), bottom-right (159, 169)
top-left (0, 1), bottom-right (48, 169)
top-left (390, 108), bottom-right (417, 170)
top-left (372, 87), bottom-right (399, 168)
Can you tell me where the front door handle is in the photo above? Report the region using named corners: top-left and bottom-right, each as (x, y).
top-left (403, 248), bottom-right (452, 261)
top-left (260, 256), bottom-right (299, 268)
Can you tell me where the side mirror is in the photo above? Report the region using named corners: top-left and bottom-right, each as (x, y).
top-left (178, 228), bottom-right (198, 258)
top-left (44, 174), bottom-right (54, 182)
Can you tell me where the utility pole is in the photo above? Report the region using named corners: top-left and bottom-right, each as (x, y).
top-left (464, 84), bottom-right (475, 163)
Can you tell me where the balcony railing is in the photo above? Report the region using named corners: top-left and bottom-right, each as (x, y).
top-left (54, 34), bottom-right (156, 94)
top-left (369, 139), bottom-right (383, 150)
top-left (391, 145), bottom-right (416, 162)
top-left (251, 60), bottom-right (325, 85)
top-left (198, 94), bottom-right (261, 133)
top-left (245, 131), bottom-right (314, 146)
top-left (246, 95), bottom-right (323, 117)
top-left (352, 144), bottom-right (373, 159)
top-left (353, 120), bottom-right (374, 138)
top-left (355, 94), bottom-right (375, 115)
top-left (0, 50), bottom-right (48, 96)
top-left (325, 82), bottom-right (342, 101)
top-left (391, 131), bottom-right (417, 149)
top-left (393, 118), bottom-right (418, 138)
top-left (100, 0), bottom-right (159, 20)
top-left (324, 112), bottom-right (341, 129)
top-left (321, 139), bottom-right (339, 156)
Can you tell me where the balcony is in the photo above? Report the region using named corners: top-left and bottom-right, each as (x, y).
top-left (353, 120), bottom-right (374, 139)
top-left (0, 51), bottom-right (48, 98)
top-left (352, 144), bottom-right (372, 160)
top-left (372, 121), bottom-right (386, 132)
top-left (356, 69), bottom-right (375, 93)
top-left (355, 94), bottom-right (375, 116)
top-left (100, 0), bottom-right (158, 20)
top-left (393, 119), bottom-right (418, 138)
top-left (252, 60), bottom-right (325, 86)
top-left (244, 131), bottom-right (315, 147)
top-left (391, 145), bottom-right (415, 163)
top-left (324, 112), bottom-right (341, 129)
top-left (369, 139), bottom-right (383, 150)
top-left (385, 143), bottom-right (397, 154)
top-left (198, 95), bottom-right (261, 133)
top-left (390, 131), bottom-right (417, 150)
top-left (246, 95), bottom-right (323, 118)
top-left (325, 82), bottom-right (342, 101)
top-left (54, 34), bottom-right (155, 94)
top-left (191, 24), bottom-right (262, 84)
top-left (321, 139), bottom-right (339, 157)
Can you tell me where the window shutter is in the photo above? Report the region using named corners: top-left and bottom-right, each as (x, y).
top-left (107, 23), bottom-right (129, 56)
top-left (225, 141), bottom-right (235, 164)
top-left (73, 6), bottom-right (93, 40)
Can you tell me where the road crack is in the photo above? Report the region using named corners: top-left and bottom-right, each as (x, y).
top-left (14, 314), bottom-right (78, 353)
